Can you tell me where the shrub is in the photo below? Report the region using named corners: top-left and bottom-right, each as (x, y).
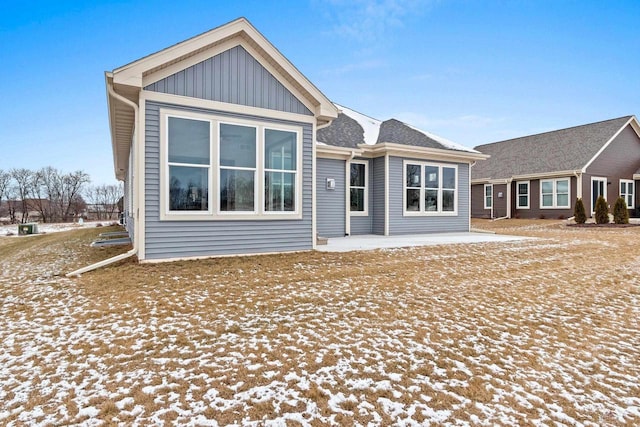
top-left (613, 197), bottom-right (629, 224)
top-left (574, 198), bottom-right (587, 224)
top-left (594, 195), bottom-right (609, 224)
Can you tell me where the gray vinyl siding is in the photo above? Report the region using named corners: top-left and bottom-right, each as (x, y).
top-left (350, 158), bottom-right (373, 235)
top-left (145, 45), bottom-right (312, 116)
top-left (143, 101), bottom-right (313, 260)
top-left (388, 157), bottom-right (470, 234)
top-left (372, 157), bottom-right (386, 235)
top-left (513, 177), bottom-right (576, 219)
top-left (316, 158), bottom-right (345, 238)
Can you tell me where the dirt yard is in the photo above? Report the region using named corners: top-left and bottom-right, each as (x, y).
top-left (0, 220), bottom-right (639, 425)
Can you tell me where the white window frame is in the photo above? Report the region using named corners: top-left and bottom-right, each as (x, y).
top-left (403, 160), bottom-right (458, 216)
top-left (349, 160), bottom-right (368, 216)
top-left (164, 112), bottom-right (214, 217)
top-left (540, 178), bottom-right (571, 209)
top-left (217, 121), bottom-right (259, 216)
top-left (620, 179), bottom-right (634, 209)
top-left (484, 184), bottom-right (493, 210)
top-left (516, 180), bottom-right (530, 209)
top-left (159, 109), bottom-right (303, 221)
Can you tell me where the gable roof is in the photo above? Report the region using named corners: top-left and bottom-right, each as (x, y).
top-left (106, 17), bottom-right (338, 180)
top-left (472, 116), bottom-right (639, 181)
top-left (317, 104), bottom-right (479, 154)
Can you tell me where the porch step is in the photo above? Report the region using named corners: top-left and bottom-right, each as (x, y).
top-left (316, 235), bottom-right (328, 245)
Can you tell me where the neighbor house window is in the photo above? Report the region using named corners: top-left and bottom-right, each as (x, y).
top-left (484, 184), bottom-right (493, 209)
top-left (516, 181), bottom-right (529, 209)
top-left (167, 117), bottom-right (211, 212)
top-left (540, 178), bottom-right (570, 208)
top-left (620, 180), bottom-right (634, 209)
top-left (161, 110), bottom-right (302, 220)
top-left (350, 161), bottom-right (368, 215)
top-left (404, 161), bottom-right (457, 215)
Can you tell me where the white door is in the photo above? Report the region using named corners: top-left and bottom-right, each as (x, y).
top-left (591, 177), bottom-right (607, 214)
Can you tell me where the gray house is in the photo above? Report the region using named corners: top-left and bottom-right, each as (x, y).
top-left (106, 18), bottom-right (486, 262)
top-left (471, 116), bottom-right (640, 219)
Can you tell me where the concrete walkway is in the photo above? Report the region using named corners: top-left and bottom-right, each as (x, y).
top-left (316, 231), bottom-right (530, 252)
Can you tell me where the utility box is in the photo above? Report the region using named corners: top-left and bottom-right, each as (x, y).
top-left (18, 223), bottom-right (39, 235)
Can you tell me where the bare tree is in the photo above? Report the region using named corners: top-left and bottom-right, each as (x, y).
top-left (11, 168), bottom-right (33, 223)
top-left (60, 171), bottom-right (90, 222)
top-left (85, 183), bottom-right (124, 220)
top-left (0, 170), bottom-right (10, 220)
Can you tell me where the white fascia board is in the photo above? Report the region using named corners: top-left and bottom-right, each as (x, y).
top-left (316, 144), bottom-right (363, 159)
top-left (471, 170), bottom-right (581, 185)
top-left (111, 18), bottom-right (338, 122)
top-left (360, 143), bottom-right (489, 162)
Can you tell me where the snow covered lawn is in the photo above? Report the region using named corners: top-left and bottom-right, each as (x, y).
top-left (1, 220), bottom-right (639, 425)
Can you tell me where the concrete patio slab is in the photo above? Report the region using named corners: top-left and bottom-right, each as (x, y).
top-left (316, 232), bottom-right (530, 252)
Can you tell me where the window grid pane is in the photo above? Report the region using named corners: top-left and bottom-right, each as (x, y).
top-left (169, 165), bottom-right (208, 211)
top-left (220, 169), bottom-right (255, 211)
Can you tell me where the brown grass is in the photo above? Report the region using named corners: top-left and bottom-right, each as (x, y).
top-left (1, 220), bottom-right (639, 424)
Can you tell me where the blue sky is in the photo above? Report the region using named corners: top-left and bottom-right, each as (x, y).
top-left (1, 0), bottom-right (639, 186)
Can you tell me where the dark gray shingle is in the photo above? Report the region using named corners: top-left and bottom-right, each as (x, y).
top-left (472, 116), bottom-right (633, 180)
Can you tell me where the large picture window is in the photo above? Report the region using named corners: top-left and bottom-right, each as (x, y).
top-left (620, 180), bottom-right (634, 209)
top-left (404, 161), bottom-right (458, 215)
top-left (161, 110), bottom-right (302, 220)
top-left (167, 117), bottom-right (210, 212)
top-left (540, 178), bottom-right (570, 209)
top-left (516, 181), bottom-right (529, 209)
top-left (350, 161), bottom-right (368, 215)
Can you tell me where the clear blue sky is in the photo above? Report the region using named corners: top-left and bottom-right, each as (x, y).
top-left (1, 0), bottom-right (639, 186)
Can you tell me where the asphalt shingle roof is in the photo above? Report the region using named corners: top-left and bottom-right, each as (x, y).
top-left (317, 108), bottom-right (476, 153)
top-left (471, 116), bottom-right (633, 180)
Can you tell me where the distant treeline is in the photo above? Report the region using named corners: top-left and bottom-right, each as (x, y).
top-left (0, 167), bottom-right (123, 224)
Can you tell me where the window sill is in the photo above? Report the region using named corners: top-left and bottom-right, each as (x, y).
top-left (160, 212), bottom-right (303, 221)
top-left (403, 211), bottom-right (458, 217)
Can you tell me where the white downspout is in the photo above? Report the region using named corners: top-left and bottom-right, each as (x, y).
top-left (506, 178), bottom-right (512, 219)
top-left (345, 150), bottom-right (356, 236)
top-left (574, 170), bottom-right (582, 203)
top-left (66, 83), bottom-right (140, 277)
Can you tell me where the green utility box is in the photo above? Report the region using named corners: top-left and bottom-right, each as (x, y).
top-left (18, 223), bottom-right (39, 235)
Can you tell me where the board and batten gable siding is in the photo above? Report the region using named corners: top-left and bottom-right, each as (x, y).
top-left (316, 158), bottom-right (345, 238)
top-left (372, 157), bottom-right (386, 235)
top-left (143, 101), bottom-right (313, 259)
top-left (388, 157), bottom-right (469, 234)
top-left (350, 158), bottom-right (373, 235)
top-left (144, 45), bottom-right (312, 116)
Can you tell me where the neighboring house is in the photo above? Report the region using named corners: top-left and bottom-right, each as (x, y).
top-left (106, 17), bottom-right (486, 262)
top-left (471, 116), bottom-right (640, 219)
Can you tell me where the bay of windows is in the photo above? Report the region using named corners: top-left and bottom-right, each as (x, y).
top-left (163, 111), bottom-right (301, 219)
top-left (541, 178), bottom-right (570, 208)
top-left (404, 161), bottom-right (457, 215)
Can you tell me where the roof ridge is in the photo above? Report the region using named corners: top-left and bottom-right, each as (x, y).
top-left (475, 115), bottom-right (633, 149)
